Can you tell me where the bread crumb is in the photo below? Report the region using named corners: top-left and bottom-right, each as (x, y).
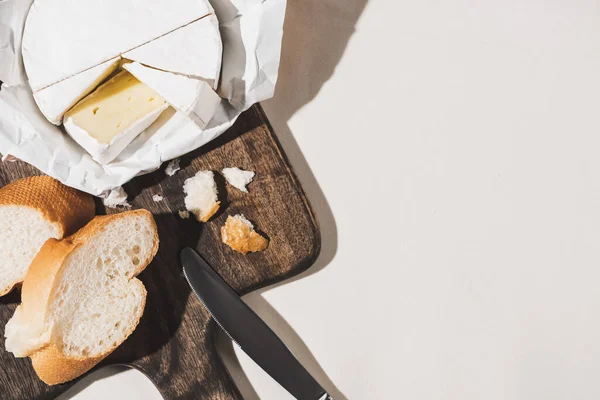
top-left (183, 171), bottom-right (220, 222)
top-left (165, 159), bottom-right (180, 176)
top-left (222, 167), bottom-right (255, 193)
top-left (103, 187), bottom-right (130, 208)
top-left (152, 194), bottom-right (163, 202)
top-left (178, 210), bottom-right (190, 219)
top-left (221, 214), bottom-right (268, 255)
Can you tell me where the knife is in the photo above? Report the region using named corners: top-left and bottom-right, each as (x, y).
top-left (181, 247), bottom-right (332, 400)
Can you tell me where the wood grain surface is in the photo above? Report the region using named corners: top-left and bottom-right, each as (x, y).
top-left (0, 104), bottom-right (321, 400)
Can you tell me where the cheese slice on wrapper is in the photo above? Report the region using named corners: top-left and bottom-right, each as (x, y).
top-left (123, 14), bottom-right (222, 90)
top-left (64, 71), bottom-right (169, 165)
top-left (124, 62), bottom-right (221, 129)
top-left (22, 0), bottom-right (214, 91)
top-left (32, 58), bottom-right (121, 125)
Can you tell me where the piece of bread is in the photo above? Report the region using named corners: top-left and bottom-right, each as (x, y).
top-left (4, 209), bottom-right (159, 385)
top-left (178, 210), bottom-right (190, 219)
top-left (183, 170), bottom-right (220, 222)
top-left (221, 214), bottom-right (268, 255)
top-left (0, 176), bottom-right (95, 296)
top-left (221, 167), bottom-right (255, 193)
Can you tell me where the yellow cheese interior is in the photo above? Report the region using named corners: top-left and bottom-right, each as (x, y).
top-left (64, 70), bottom-right (167, 144)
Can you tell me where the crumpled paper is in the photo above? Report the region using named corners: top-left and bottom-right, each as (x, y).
top-left (0, 0), bottom-right (286, 196)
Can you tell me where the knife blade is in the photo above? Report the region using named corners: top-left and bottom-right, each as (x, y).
top-left (181, 247), bottom-right (332, 400)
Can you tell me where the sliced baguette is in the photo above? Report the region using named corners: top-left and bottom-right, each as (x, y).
top-left (4, 209), bottom-right (159, 385)
top-left (0, 176), bottom-right (95, 296)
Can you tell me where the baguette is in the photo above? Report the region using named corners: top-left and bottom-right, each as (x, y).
top-left (4, 209), bottom-right (159, 385)
top-left (0, 176), bottom-right (95, 296)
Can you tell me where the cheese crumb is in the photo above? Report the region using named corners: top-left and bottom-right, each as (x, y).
top-left (152, 194), bottom-right (164, 202)
top-left (165, 159), bottom-right (181, 176)
top-left (178, 210), bottom-right (190, 219)
top-left (222, 167), bottom-right (255, 193)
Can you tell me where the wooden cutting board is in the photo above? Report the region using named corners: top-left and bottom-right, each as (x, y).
top-left (0, 105), bottom-right (320, 400)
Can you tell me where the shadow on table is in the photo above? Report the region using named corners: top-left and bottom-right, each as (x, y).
top-left (216, 0), bottom-right (368, 398)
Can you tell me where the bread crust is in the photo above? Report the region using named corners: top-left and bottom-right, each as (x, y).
top-left (21, 239), bottom-right (78, 336)
top-left (0, 176), bottom-right (95, 237)
top-left (30, 279), bottom-right (147, 385)
top-left (13, 209), bottom-right (158, 385)
top-left (30, 344), bottom-right (106, 386)
top-left (0, 176), bottom-right (95, 296)
top-left (221, 215), bottom-right (268, 255)
top-left (196, 200), bottom-right (220, 222)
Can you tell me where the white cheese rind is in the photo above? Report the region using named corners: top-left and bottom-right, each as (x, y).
top-left (123, 14), bottom-right (222, 90)
top-left (124, 62), bottom-right (221, 129)
top-left (22, 0), bottom-right (214, 91)
top-left (64, 105), bottom-right (168, 165)
top-left (32, 57), bottom-right (120, 125)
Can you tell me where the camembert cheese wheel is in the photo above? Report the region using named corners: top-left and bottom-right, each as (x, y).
top-left (22, 0), bottom-right (224, 164)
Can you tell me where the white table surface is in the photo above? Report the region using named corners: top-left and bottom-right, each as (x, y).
top-left (63, 1), bottom-right (600, 399)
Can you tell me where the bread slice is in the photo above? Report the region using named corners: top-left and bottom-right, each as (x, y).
top-left (183, 170), bottom-right (220, 222)
top-left (4, 209), bottom-right (159, 385)
top-left (221, 214), bottom-right (268, 255)
top-left (0, 176), bottom-right (95, 296)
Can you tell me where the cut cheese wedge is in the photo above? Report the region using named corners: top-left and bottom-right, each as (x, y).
top-left (124, 62), bottom-right (220, 129)
top-left (64, 70), bottom-right (168, 165)
top-left (23, 0), bottom-right (214, 91)
top-left (123, 14), bottom-right (222, 90)
top-left (32, 57), bottom-right (120, 125)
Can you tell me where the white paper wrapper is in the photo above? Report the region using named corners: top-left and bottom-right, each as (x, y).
top-left (0, 0), bottom-right (286, 196)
